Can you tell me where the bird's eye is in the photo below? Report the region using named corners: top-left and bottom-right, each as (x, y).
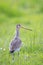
top-left (19, 24), bottom-right (20, 26)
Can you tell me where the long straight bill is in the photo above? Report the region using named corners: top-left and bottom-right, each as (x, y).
top-left (21, 26), bottom-right (32, 31)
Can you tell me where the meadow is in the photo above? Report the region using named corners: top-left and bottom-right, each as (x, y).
top-left (0, 0), bottom-right (43, 65)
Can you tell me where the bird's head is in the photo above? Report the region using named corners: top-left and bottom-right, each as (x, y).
top-left (16, 24), bottom-right (32, 31)
top-left (16, 24), bottom-right (21, 30)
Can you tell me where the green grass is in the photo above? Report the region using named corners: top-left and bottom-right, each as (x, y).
top-left (0, 0), bottom-right (43, 65)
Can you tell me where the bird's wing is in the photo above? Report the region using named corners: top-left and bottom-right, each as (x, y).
top-left (9, 38), bottom-right (22, 51)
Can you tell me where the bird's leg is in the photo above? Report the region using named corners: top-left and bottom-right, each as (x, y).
top-left (18, 52), bottom-right (20, 57)
top-left (12, 53), bottom-right (14, 61)
top-left (18, 52), bottom-right (19, 56)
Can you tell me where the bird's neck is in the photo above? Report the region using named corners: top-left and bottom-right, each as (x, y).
top-left (16, 29), bottom-right (19, 37)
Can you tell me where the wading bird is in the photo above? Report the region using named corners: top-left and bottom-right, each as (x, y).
top-left (9, 24), bottom-right (32, 60)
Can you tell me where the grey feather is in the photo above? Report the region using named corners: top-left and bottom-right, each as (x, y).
top-left (9, 37), bottom-right (22, 52)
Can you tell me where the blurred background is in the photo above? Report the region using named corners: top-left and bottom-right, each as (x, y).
top-left (0, 0), bottom-right (43, 65)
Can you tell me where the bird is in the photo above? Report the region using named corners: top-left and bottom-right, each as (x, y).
top-left (9, 24), bottom-right (32, 60)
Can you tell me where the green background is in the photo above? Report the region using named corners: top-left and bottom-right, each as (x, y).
top-left (0, 0), bottom-right (43, 65)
